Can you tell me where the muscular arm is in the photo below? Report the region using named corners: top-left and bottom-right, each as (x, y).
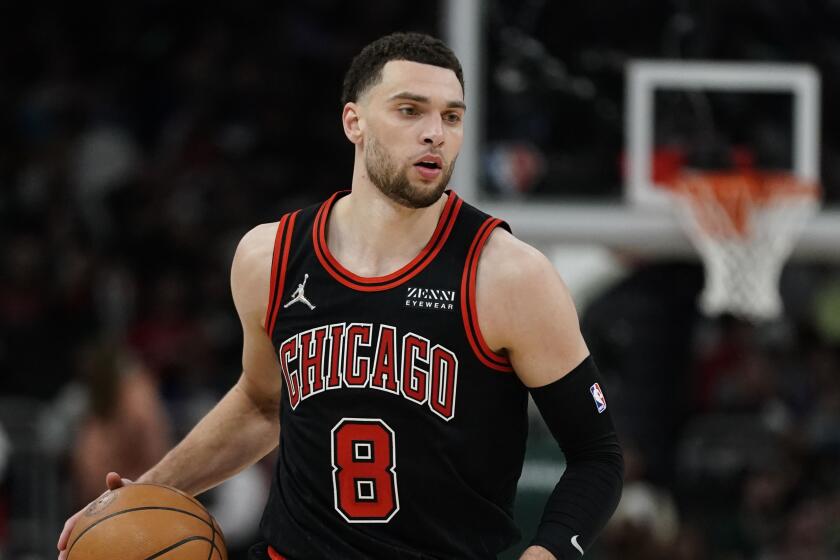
top-left (477, 230), bottom-right (589, 386)
top-left (136, 223), bottom-right (283, 496)
top-left (477, 230), bottom-right (623, 560)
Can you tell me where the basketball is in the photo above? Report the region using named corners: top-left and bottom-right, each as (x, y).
top-left (65, 484), bottom-right (227, 560)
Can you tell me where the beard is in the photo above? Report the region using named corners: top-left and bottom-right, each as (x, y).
top-left (365, 135), bottom-right (455, 209)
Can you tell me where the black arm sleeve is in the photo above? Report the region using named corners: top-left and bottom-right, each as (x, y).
top-left (528, 355), bottom-right (624, 559)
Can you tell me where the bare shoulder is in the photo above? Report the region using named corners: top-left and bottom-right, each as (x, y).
top-left (231, 222), bottom-right (280, 326)
top-left (477, 227), bottom-right (557, 289)
top-left (476, 228), bottom-right (589, 387)
top-left (230, 222), bottom-right (286, 402)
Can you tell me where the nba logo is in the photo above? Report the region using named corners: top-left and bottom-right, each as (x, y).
top-left (590, 383), bottom-right (607, 414)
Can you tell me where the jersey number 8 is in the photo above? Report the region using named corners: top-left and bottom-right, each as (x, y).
top-left (331, 418), bottom-right (400, 523)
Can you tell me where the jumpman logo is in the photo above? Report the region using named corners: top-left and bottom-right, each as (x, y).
top-left (284, 273), bottom-right (316, 310)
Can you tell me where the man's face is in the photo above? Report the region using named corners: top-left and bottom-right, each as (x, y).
top-left (356, 60), bottom-right (465, 208)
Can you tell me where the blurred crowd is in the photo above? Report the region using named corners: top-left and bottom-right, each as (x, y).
top-left (584, 263), bottom-right (840, 559)
top-left (1, 2), bottom-right (839, 559)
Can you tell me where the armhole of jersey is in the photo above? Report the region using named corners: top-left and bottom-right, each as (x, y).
top-left (263, 210), bottom-right (300, 336)
top-left (460, 217), bottom-right (515, 373)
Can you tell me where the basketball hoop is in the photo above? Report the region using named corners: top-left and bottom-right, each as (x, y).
top-left (666, 171), bottom-right (820, 322)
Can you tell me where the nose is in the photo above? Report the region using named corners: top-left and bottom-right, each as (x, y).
top-left (421, 114), bottom-right (444, 147)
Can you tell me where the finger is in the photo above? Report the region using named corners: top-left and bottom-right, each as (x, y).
top-left (57, 509), bottom-right (82, 550)
top-left (105, 471), bottom-right (132, 489)
top-left (59, 475), bottom-right (136, 559)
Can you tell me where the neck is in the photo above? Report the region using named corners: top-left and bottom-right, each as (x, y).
top-left (327, 168), bottom-right (448, 277)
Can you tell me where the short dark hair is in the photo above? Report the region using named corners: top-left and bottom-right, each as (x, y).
top-left (341, 32), bottom-right (464, 105)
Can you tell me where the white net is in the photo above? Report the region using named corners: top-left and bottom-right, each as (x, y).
top-left (669, 172), bottom-right (820, 322)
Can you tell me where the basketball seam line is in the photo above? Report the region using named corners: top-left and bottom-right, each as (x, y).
top-left (144, 535), bottom-right (216, 560)
top-left (67, 506), bottom-right (220, 557)
top-left (206, 514), bottom-right (217, 560)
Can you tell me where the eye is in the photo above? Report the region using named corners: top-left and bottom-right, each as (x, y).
top-left (444, 112), bottom-right (462, 124)
top-left (399, 106), bottom-right (419, 116)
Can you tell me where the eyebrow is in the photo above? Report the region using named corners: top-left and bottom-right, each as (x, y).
top-left (387, 91), bottom-right (466, 110)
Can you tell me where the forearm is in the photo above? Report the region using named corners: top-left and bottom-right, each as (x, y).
top-left (532, 437), bottom-right (623, 558)
top-left (529, 357), bottom-right (624, 558)
top-left (137, 379), bottom-right (280, 496)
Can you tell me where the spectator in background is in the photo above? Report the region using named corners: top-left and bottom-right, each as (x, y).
top-left (70, 341), bottom-right (171, 508)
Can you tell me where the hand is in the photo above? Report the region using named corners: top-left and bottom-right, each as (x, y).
top-left (519, 545), bottom-right (557, 559)
top-left (57, 472), bottom-right (132, 560)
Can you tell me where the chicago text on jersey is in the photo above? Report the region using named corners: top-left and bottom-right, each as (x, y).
top-left (278, 323), bottom-right (458, 421)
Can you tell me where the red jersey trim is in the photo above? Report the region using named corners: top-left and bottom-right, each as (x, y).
top-left (264, 211), bottom-right (300, 335)
top-left (263, 213), bottom-right (289, 332)
top-left (461, 217), bottom-right (514, 373)
top-left (312, 191), bottom-right (462, 292)
top-left (267, 547), bottom-right (287, 560)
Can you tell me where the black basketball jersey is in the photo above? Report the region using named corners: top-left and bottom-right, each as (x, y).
top-left (259, 190), bottom-right (529, 560)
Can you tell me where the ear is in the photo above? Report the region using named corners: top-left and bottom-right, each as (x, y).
top-left (342, 102), bottom-right (364, 145)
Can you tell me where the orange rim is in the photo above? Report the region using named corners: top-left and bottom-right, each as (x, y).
top-left (668, 171), bottom-right (819, 237)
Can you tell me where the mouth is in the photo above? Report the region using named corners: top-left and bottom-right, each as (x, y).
top-left (412, 154), bottom-right (444, 181)
top-left (413, 154), bottom-right (443, 170)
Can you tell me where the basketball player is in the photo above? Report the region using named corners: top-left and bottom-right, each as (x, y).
top-left (58, 33), bottom-right (623, 560)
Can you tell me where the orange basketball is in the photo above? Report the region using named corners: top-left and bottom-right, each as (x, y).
top-left (66, 483), bottom-right (227, 560)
